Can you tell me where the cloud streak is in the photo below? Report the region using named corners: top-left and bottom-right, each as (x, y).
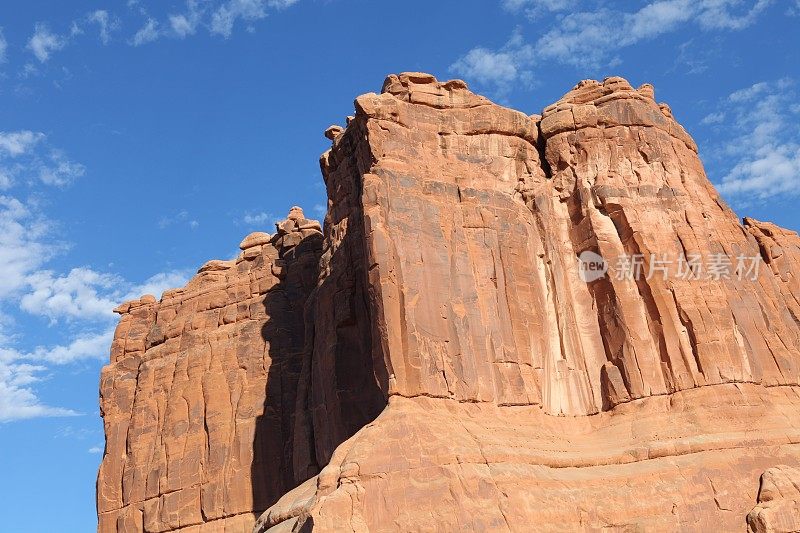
top-left (451, 0), bottom-right (774, 95)
top-left (27, 23), bottom-right (66, 62)
top-left (0, 359), bottom-right (79, 422)
top-left (132, 18), bottom-right (160, 46)
top-left (701, 78), bottom-right (800, 202)
top-left (0, 137), bottom-right (190, 421)
top-left (0, 131), bottom-right (84, 189)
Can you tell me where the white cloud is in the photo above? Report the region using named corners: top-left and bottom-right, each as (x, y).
top-left (242, 211), bottom-right (276, 226)
top-left (502, 0), bottom-right (574, 14)
top-left (0, 123), bottom-right (190, 424)
top-left (0, 359), bottom-right (79, 422)
top-left (210, 0), bottom-right (269, 37)
top-left (268, 0), bottom-right (300, 7)
top-left (695, 0), bottom-right (772, 29)
top-left (0, 131), bottom-right (44, 157)
top-left (0, 196), bottom-right (53, 299)
top-left (0, 132), bottom-right (84, 189)
top-left (451, 48), bottom-right (519, 87)
top-left (170, 15), bottom-right (197, 37)
top-left (38, 150), bottom-right (86, 186)
top-left (88, 445), bottom-right (103, 454)
top-left (21, 268), bottom-right (120, 322)
top-left (536, 1), bottom-right (693, 68)
top-left (27, 23), bottom-right (66, 63)
top-left (728, 81), bottom-right (769, 102)
top-left (312, 203), bottom-right (326, 217)
top-left (719, 144), bottom-right (800, 199)
top-left (158, 209), bottom-right (199, 229)
top-left (0, 29), bottom-right (7, 64)
top-left (19, 266), bottom-right (190, 324)
top-left (453, 0), bottom-right (774, 91)
top-left (170, 0), bottom-right (205, 38)
top-left (540, 0), bottom-right (772, 66)
top-left (124, 270), bottom-right (191, 301)
top-left (700, 112), bottom-right (726, 125)
top-left (132, 18), bottom-right (160, 46)
top-left (29, 328), bottom-right (115, 365)
top-left (451, 31), bottom-right (534, 97)
top-left (706, 79), bottom-right (800, 202)
top-left (0, 261), bottom-right (190, 421)
top-left (87, 10), bottom-right (119, 44)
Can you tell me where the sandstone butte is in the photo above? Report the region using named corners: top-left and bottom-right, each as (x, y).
top-left (97, 73), bottom-right (800, 533)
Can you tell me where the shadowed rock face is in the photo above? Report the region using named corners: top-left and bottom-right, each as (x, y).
top-left (97, 210), bottom-right (324, 532)
top-left (98, 74), bottom-right (800, 533)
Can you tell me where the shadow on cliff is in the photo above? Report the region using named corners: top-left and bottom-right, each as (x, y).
top-left (250, 232), bottom-right (324, 516)
top-left (251, 206), bottom-right (387, 521)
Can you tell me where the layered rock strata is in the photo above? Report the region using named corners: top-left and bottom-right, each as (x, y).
top-left (99, 74), bottom-right (800, 532)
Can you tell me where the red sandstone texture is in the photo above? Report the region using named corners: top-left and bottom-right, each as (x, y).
top-left (98, 74), bottom-right (800, 532)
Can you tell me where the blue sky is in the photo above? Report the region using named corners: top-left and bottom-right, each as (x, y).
top-left (0, 0), bottom-right (798, 530)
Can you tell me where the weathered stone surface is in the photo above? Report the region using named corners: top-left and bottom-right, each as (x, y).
top-left (748, 465), bottom-right (800, 533)
top-left (100, 73), bottom-right (800, 533)
top-left (259, 74), bottom-right (800, 531)
top-left (239, 232), bottom-right (272, 250)
top-left (97, 211), bottom-right (323, 532)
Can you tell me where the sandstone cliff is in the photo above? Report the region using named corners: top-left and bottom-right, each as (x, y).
top-left (98, 74), bottom-right (800, 532)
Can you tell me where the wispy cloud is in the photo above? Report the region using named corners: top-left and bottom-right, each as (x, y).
top-left (0, 359), bottom-right (79, 422)
top-left (26, 328), bottom-right (115, 365)
top-left (210, 0), bottom-right (269, 38)
top-left (0, 29), bottom-right (8, 64)
top-left (0, 131), bottom-right (44, 157)
top-left (452, 0), bottom-right (774, 95)
top-left (502, 0), bottom-right (575, 16)
top-left (20, 268), bottom-right (120, 323)
top-left (0, 196), bottom-right (55, 299)
top-left (131, 18), bottom-right (160, 46)
top-left (0, 131), bottom-right (84, 189)
top-left (702, 78), bottom-right (800, 202)
top-left (0, 135), bottom-right (189, 421)
top-left (27, 23), bottom-right (66, 63)
top-left (125, 270), bottom-right (191, 301)
top-left (268, 0), bottom-right (301, 8)
top-left (700, 111), bottom-right (726, 125)
top-left (312, 203), bottom-right (326, 217)
top-left (451, 47), bottom-right (520, 92)
top-left (728, 81), bottom-right (770, 102)
top-left (0, 327), bottom-right (110, 421)
top-left (38, 150), bottom-right (85, 186)
top-left (169, 0), bottom-right (205, 38)
top-left (241, 211), bottom-right (277, 226)
top-left (87, 10), bottom-right (120, 45)
top-left (24, 11), bottom-right (120, 66)
top-left (8, 1), bottom-right (303, 71)
top-left (0, 258), bottom-right (190, 421)
top-left (158, 209), bottom-right (199, 229)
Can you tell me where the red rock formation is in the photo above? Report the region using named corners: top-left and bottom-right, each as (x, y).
top-left (97, 209), bottom-right (323, 532)
top-left (748, 465), bottom-right (800, 533)
top-left (99, 74), bottom-right (800, 532)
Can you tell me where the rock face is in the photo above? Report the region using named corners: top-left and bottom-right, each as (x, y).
top-left (98, 74), bottom-right (800, 532)
top-left (97, 211), bottom-right (323, 532)
top-left (748, 465), bottom-right (800, 533)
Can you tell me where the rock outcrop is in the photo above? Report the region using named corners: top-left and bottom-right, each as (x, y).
top-left (747, 465), bottom-right (800, 533)
top-left (97, 210), bottom-right (323, 532)
top-left (98, 74), bottom-right (800, 532)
